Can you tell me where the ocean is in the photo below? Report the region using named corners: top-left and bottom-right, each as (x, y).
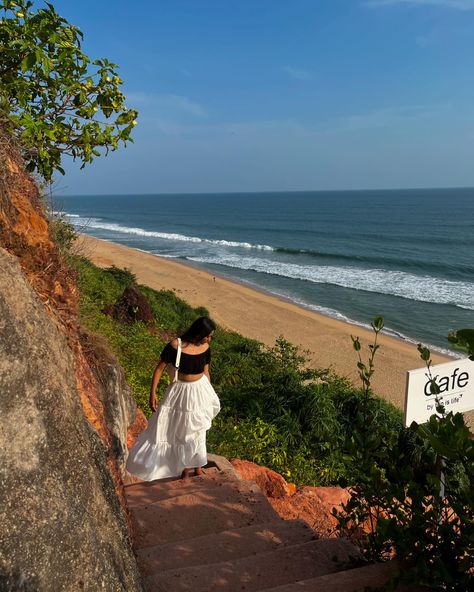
top-left (57, 189), bottom-right (474, 355)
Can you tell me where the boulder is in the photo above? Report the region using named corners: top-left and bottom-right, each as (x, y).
top-left (0, 248), bottom-right (142, 591)
top-left (232, 460), bottom-right (350, 538)
top-left (270, 486), bottom-right (351, 538)
top-left (79, 328), bottom-right (147, 469)
top-left (231, 459), bottom-right (296, 498)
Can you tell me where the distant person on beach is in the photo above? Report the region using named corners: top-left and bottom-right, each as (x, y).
top-left (126, 316), bottom-right (221, 480)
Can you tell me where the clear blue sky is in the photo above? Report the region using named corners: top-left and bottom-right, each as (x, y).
top-left (53, 0), bottom-right (474, 194)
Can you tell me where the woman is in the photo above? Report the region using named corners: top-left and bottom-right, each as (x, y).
top-left (126, 316), bottom-right (221, 480)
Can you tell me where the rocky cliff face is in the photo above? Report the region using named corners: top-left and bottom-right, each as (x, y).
top-left (0, 130), bottom-right (143, 590)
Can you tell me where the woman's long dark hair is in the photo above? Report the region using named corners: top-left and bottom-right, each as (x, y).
top-left (180, 316), bottom-right (216, 343)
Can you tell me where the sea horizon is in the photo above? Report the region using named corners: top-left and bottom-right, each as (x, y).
top-left (57, 184), bottom-right (474, 198)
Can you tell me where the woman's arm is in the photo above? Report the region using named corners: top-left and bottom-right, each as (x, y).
top-left (149, 360), bottom-right (168, 412)
top-left (203, 363), bottom-right (211, 382)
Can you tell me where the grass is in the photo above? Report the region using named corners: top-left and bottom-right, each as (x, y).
top-left (70, 255), bottom-right (404, 486)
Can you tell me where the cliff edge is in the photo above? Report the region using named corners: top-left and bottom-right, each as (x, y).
top-left (0, 129), bottom-right (143, 590)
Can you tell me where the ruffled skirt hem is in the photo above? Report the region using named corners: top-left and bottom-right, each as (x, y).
top-left (126, 375), bottom-right (220, 480)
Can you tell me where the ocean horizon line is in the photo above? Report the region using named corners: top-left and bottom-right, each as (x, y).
top-left (56, 185), bottom-right (474, 199)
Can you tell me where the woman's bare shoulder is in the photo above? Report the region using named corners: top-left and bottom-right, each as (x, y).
top-left (169, 338), bottom-right (179, 349)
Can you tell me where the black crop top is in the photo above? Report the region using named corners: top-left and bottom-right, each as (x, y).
top-left (160, 342), bottom-right (211, 375)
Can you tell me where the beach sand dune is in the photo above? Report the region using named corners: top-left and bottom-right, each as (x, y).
top-left (79, 235), bottom-right (472, 427)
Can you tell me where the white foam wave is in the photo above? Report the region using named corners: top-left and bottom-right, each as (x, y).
top-left (150, 252), bottom-right (180, 259)
top-left (186, 254), bottom-right (474, 310)
top-left (65, 215), bottom-right (101, 230)
top-left (51, 211), bottom-right (81, 218)
top-left (284, 295), bottom-right (458, 357)
top-left (69, 219), bottom-right (273, 251)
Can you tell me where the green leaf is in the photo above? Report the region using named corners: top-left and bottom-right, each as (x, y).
top-left (21, 51), bottom-right (37, 71)
top-left (417, 344), bottom-right (431, 362)
top-left (372, 316), bottom-right (384, 331)
top-left (42, 55), bottom-right (52, 76)
top-left (447, 329), bottom-right (474, 360)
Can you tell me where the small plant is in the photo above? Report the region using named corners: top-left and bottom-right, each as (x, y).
top-left (335, 317), bottom-right (398, 561)
top-left (48, 214), bottom-right (77, 253)
top-left (208, 417), bottom-right (290, 475)
top-left (448, 329), bottom-right (474, 361)
top-left (105, 265), bottom-right (137, 288)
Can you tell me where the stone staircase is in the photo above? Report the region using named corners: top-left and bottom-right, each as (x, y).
top-left (125, 456), bottom-right (399, 592)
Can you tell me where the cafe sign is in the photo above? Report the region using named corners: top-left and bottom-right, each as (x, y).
top-left (405, 358), bottom-right (474, 427)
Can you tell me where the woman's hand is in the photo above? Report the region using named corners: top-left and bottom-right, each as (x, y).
top-left (149, 360), bottom-right (167, 413)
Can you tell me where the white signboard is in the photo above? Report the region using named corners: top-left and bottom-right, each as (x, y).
top-left (405, 358), bottom-right (474, 427)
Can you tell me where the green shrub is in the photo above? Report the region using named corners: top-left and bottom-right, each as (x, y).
top-left (334, 319), bottom-right (474, 591)
top-left (208, 416), bottom-right (289, 476)
top-left (104, 265), bottom-right (137, 288)
top-left (49, 216), bottom-right (77, 253)
top-left (71, 258), bottom-right (405, 487)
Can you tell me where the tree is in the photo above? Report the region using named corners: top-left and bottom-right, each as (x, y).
top-left (0, 0), bottom-right (138, 180)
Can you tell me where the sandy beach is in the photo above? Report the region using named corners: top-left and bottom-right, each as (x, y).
top-left (78, 234), bottom-right (467, 421)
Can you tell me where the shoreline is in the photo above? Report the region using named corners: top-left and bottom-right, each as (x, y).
top-left (123, 247), bottom-right (457, 360)
top-left (190, 264), bottom-right (457, 358)
top-left (78, 234), bottom-right (461, 418)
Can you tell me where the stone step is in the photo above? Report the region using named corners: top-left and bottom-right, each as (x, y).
top-left (259, 560), bottom-right (401, 592)
top-left (137, 519), bottom-right (316, 575)
top-left (125, 468), bottom-right (236, 506)
top-left (143, 538), bottom-right (359, 592)
top-left (124, 466), bottom-right (221, 491)
top-left (130, 480), bottom-right (280, 549)
top-left (125, 466), bottom-right (219, 489)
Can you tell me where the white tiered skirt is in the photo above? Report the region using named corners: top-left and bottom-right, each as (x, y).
top-left (126, 375), bottom-right (220, 481)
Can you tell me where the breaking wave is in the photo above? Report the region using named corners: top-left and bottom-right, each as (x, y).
top-left (67, 215), bottom-right (273, 251)
top-left (186, 254), bottom-right (474, 310)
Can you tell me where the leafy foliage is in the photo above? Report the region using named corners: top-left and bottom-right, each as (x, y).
top-left (334, 319), bottom-right (474, 591)
top-left (140, 284), bottom-right (209, 336)
top-left (211, 327), bottom-right (403, 485)
top-left (48, 213), bottom-right (77, 253)
top-left (208, 417), bottom-right (291, 478)
top-left (448, 328), bottom-right (474, 361)
top-left (71, 256), bottom-right (403, 486)
top-left (0, 0), bottom-right (137, 180)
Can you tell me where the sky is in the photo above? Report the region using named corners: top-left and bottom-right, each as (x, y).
top-left (51, 0), bottom-right (474, 195)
